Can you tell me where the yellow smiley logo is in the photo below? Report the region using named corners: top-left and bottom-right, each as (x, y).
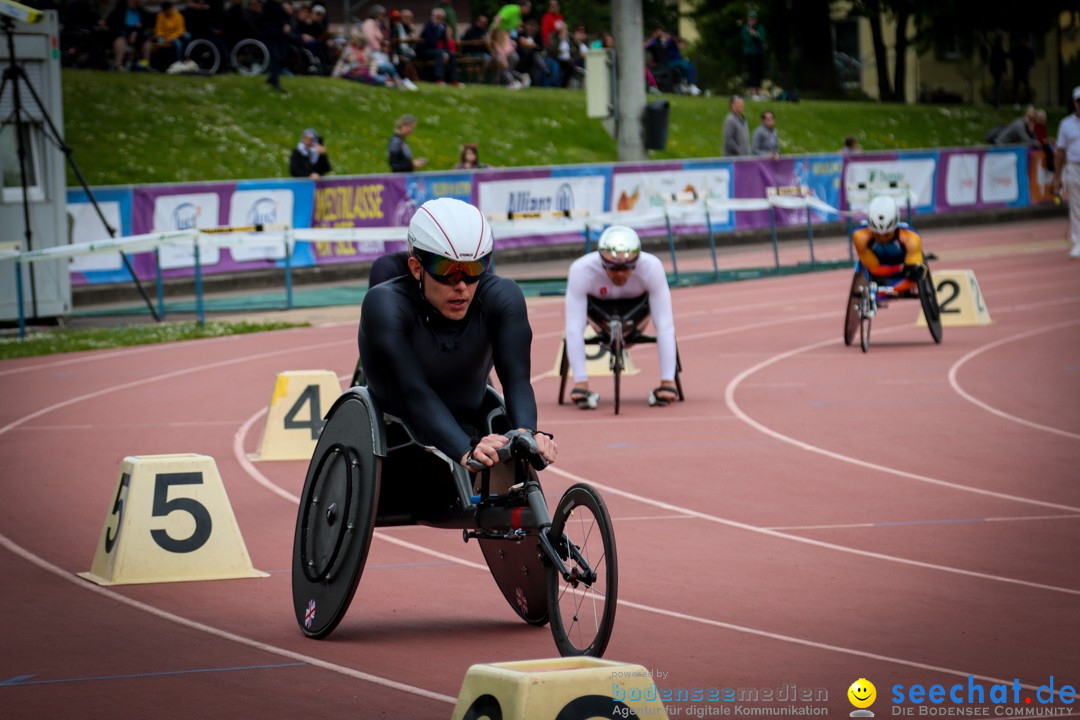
top-left (848, 678), bottom-right (877, 709)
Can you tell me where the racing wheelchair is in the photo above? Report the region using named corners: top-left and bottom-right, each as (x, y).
top-left (557, 294), bottom-right (684, 415)
top-left (843, 260), bottom-right (942, 353)
top-left (291, 386), bottom-right (618, 657)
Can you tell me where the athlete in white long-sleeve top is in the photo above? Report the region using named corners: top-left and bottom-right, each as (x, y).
top-left (564, 225), bottom-right (678, 409)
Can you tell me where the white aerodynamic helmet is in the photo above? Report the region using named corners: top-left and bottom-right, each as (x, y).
top-left (408, 198), bottom-right (493, 282)
top-left (596, 225), bottom-right (642, 267)
top-left (866, 195), bottom-right (899, 235)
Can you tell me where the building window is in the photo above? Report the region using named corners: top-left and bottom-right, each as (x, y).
top-left (0, 122), bottom-right (45, 203)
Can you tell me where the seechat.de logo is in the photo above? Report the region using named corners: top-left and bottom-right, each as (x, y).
top-left (849, 678), bottom-right (878, 717)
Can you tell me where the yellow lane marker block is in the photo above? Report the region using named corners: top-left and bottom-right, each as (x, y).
top-left (551, 330), bottom-right (641, 378)
top-left (451, 657), bottom-right (668, 720)
top-left (917, 269), bottom-right (992, 327)
top-left (253, 370), bottom-right (342, 461)
top-left (79, 454), bottom-right (267, 586)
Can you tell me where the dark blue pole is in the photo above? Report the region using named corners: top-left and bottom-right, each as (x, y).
top-left (769, 205), bottom-right (780, 271)
top-left (284, 236), bottom-right (293, 309)
top-left (805, 203), bottom-right (816, 266)
top-left (664, 210), bottom-right (680, 282)
top-left (704, 202), bottom-right (718, 277)
top-left (15, 259), bottom-right (26, 341)
top-left (154, 248), bottom-right (166, 319)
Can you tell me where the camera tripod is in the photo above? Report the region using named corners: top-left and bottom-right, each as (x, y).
top-left (2, 14), bottom-right (160, 331)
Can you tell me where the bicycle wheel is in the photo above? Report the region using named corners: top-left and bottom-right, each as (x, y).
top-left (918, 271), bottom-right (943, 344)
top-left (185, 38), bottom-right (220, 74)
top-left (232, 38), bottom-right (269, 75)
top-left (546, 483), bottom-right (618, 657)
top-left (843, 270), bottom-right (866, 346)
top-left (291, 391), bottom-right (381, 639)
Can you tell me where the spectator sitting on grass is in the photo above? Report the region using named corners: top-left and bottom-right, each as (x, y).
top-left (107, 0), bottom-right (153, 71)
top-left (418, 7), bottom-right (461, 85)
top-left (289, 128), bottom-right (331, 179)
top-left (455, 143), bottom-right (490, 169)
top-left (993, 107), bottom-right (1040, 147)
top-left (153, 1), bottom-right (188, 64)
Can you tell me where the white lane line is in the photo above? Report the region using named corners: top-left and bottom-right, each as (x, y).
top-left (612, 597), bottom-right (1049, 694)
top-left (0, 339), bottom-right (350, 439)
top-left (680, 312), bottom-right (835, 342)
top-left (236, 408), bottom-right (1063, 691)
top-left (947, 319), bottom-right (1080, 441)
top-left (0, 323), bottom-right (338, 378)
top-left (545, 465), bottom-right (1080, 596)
top-left (227, 359), bottom-right (1075, 690)
top-left (15, 420), bottom-right (247, 431)
top-left (723, 330), bottom-right (1080, 514)
top-left (542, 415), bottom-right (737, 426)
top-left (235, 414), bottom-right (1063, 691)
top-left (768, 513), bottom-right (1080, 531)
top-left (0, 533), bottom-right (456, 705)
top-left (0, 344), bottom-right (459, 703)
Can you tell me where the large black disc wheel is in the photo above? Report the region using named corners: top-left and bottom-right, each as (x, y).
top-left (291, 392), bottom-right (380, 639)
top-left (844, 270), bottom-right (867, 347)
top-left (546, 483), bottom-right (618, 657)
top-left (918, 271), bottom-right (943, 344)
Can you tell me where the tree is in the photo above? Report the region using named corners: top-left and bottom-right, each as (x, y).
top-left (848, 0), bottom-right (1072, 104)
top-left (682, 0), bottom-right (841, 98)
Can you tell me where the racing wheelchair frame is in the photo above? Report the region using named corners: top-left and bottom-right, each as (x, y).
top-left (291, 386), bottom-right (618, 657)
top-left (557, 294), bottom-right (684, 414)
top-left (843, 260), bottom-right (942, 353)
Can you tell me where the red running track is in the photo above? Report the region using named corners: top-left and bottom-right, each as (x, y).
top-left (1, 218), bottom-right (1077, 718)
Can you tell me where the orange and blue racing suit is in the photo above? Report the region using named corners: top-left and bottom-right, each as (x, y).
top-left (851, 221), bottom-right (925, 296)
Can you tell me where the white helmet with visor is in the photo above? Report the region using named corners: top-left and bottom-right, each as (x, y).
top-left (408, 198), bottom-right (493, 283)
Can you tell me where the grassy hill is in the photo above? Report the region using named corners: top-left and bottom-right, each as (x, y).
top-left (61, 70), bottom-right (1057, 188)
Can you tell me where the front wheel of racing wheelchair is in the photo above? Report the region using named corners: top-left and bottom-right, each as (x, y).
top-left (291, 386), bottom-right (618, 656)
top-left (843, 261), bottom-right (942, 353)
top-left (557, 294), bottom-right (684, 415)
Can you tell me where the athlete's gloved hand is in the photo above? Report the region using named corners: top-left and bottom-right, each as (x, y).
top-left (903, 263), bottom-right (928, 281)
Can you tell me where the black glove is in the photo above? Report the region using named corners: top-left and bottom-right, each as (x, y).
top-left (903, 263), bottom-right (928, 281)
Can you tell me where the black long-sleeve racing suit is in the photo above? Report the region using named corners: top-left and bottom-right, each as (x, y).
top-left (358, 272), bottom-right (538, 462)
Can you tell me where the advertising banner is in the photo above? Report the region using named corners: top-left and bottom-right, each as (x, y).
top-left (611, 161), bottom-right (733, 234)
top-left (981, 148), bottom-right (1026, 206)
top-left (63, 145), bottom-right (1045, 289)
top-left (842, 153), bottom-right (937, 213)
top-left (477, 168), bottom-right (607, 248)
top-left (938, 150), bottom-right (980, 210)
top-left (310, 176), bottom-right (407, 264)
top-left (67, 187), bottom-right (133, 284)
top-left (732, 155), bottom-right (843, 230)
top-left (1027, 148), bottom-right (1057, 204)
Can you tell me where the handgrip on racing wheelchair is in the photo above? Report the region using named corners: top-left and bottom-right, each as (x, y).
top-left (465, 429), bottom-right (549, 472)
